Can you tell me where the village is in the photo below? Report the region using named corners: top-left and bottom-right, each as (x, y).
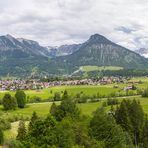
top-left (0, 77), bottom-right (140, 91)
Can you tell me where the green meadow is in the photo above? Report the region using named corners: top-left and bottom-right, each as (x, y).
top-left (0, 85), bottom-right (122, 101)
top-left (80, 65), bottom-right (123, 72)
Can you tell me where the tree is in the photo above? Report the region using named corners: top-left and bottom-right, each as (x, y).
top-left (3, 93), bottom-right (17, 110)
top-left (141, 116), bottom-right (148, 148)
top-left (16, 120), bottom-right (26, 140)
top-left (53, 92), bottom-right (61, 101)
top-left (114, 99), bottom-right (145, 146)
top-left (50, 102), bottom-right (57, 116)
top-left (62, 90), bottom-right (69, 100)
top-left (28, 111), bottom-right (38, 131)
top-left (89, 107), bottom-right (133, 147)
top-left (0, 128), bottom-right (3, 145)
top-left (15, 90), bottom-right (26, 108)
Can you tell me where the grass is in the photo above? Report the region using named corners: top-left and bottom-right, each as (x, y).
top-left (0, 85), bottom-right (122, 100)
top-left (4, 121), bottom-right (29, 140)
top-left (80, 66), bottom-right (123, 72)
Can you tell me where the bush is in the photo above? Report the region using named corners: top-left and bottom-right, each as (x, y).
top-left (107, 98), bottom-right (119, 106)
top-left (53, 92), bottom-right (61, 101)
top-left (142, 88), bottom-right (148, 97)
top-left (29, 96), bottom-right (42, 103)
top-left (0, 118), bottom-right (11, 130)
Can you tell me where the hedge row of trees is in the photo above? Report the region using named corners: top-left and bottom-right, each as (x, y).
top-left (2, 90), bottom-right (26, 110)
top-left (3, 96), bottom-right (148, 147)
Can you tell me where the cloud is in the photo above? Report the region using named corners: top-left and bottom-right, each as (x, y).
top-left (0, 0), bottom-right (148, 50)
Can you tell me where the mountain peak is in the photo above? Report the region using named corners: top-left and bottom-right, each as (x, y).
top-left (88, 34), bottom-right (112, 44)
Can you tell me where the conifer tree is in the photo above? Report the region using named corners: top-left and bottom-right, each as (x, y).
top-left (16, 120), bottom-right (26, 140)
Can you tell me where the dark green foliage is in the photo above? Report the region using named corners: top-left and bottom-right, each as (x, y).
top-left (53, 92), bottom-right (61, 101)
top-left (142, 88), bottom-right (148, 97)
top-left (2, 93), bottom-right (17, 110)
top-left (16, 120), bottom-right (26, 141)
top-left (50, 102), bottom-right (57, 116)
top-left (0, 128), bottom-right (3, 145)
top-left (15, 90), bottom-right (26, 108)
top-left (62, 90), bottom-right (69, 100)
top-left (140, 116), bottom-right (148, 148)
top-left (115, 99), bottom-right (145, 146)
top-left (107, 98), bottom-right (119, 105)
top-left (0, 118), bottom-right (11, 130)
top-left (89, 108), bottom-right (133, 147)
top-left (28, 111), bottom-right (38, 132)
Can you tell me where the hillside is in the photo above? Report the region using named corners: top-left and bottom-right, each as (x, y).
top-left (0, 34), bottom-right (148, 77)
top-left (49, 34), bottom-right (148, 75)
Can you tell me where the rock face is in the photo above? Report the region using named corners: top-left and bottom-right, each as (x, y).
top-left (0, 34), bottom-right (50, 58)
top-left (135, 48), bottom-right (148, 58)
top-left (46, 44), bottom-right (81, 57)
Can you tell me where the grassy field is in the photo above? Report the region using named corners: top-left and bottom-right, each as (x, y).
top-left (0, 85), bottom-right (123, 100)
top-left (0, 82), bottom-right (147, 101)
top-left (80, 65), bottom-right (123, 72)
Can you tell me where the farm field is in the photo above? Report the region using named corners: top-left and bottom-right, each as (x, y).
top-left (0, 81), bottom-right (148, 101)
top-left (0, 96), bottom-right (148, 120)
top-left (0, 85), bottom-right (122, 100)
top-left (80, 65), bottom-right (123, 72)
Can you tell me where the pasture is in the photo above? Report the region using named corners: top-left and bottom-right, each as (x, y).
top-left (80, 65), bottom-right (123, 72)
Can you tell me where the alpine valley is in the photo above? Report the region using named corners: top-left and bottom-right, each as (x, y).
top-left (0, 34), bottom-right (148, 77)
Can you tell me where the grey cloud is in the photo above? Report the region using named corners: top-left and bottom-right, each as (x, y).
top-left (0, 0), bottom-right (148, 49)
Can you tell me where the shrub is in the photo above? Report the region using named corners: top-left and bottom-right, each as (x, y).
top-left (107, 98), bottom-right (119, 106)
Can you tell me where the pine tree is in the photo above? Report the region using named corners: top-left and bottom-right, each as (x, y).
top-left (141, 117), bottom-right (148, 148)
top-left (16, 120), bottom-right (26, 140)
top-left (89, 107), bottom-right (133, 147)
top-left (62, 90), bottom-right (68, 100)
top-left (50, 102), bottom-right (57, 116)
top-left (28, 111), bottom-right (38, 131)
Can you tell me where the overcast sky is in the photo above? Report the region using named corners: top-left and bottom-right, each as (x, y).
top-left (0, 0), bottom-right (148, 50)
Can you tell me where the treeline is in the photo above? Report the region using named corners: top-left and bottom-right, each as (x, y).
top-left (87, 69), bottom-right (148, 77)
top-left (2, 94), bottom-right (147, 148)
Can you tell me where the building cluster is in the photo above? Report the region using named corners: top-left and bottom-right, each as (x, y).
top-left (0, 80), bottom-right (49, 91)
top-left (0, 77), bottom-right (127, 91)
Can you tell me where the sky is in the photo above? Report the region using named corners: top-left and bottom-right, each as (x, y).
top-left (0, 0), bottom-right (148, 50)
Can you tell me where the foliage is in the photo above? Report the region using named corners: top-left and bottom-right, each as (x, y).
top-left (15, 90), bottom-right (26, 108)
top-left (0, 128), bottom-right (3, 145)
top-left (16, 120), bottom-right (26, 141)
top-left (2, 93), bottom-right (17, 110)
top-left (142, 88), bottom-right (148, 97)
top-left (89, 107), bottom-right (133, 147)
top-left (114, 99), bottom-right (145, 146)
top-left (0, 118), bottom-right (11, 130)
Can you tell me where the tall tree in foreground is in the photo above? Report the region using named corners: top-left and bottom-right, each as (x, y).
top-left (115, 99), bottom-right (145, 146)
top-left (16, 120), bottom-right (26, 141)
top-left (15, 90), bottom-right (26, 108)
top-left (28, 111), bottom-right (38, 132)
top-left (89, 107), bottom-right (133, 147)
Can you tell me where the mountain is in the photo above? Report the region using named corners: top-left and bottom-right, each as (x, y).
top-left (0, 33), bottom-right (148, 77)
top-left (47, 44), bottom-right (81, 57)
top-left (0, 34), bottom-right (50, 58)
top-left (135, 48), bottom-right (148, 58)
top-left (0, 35), bottom-right (51, 77)
top-left (49, 34), bottom-right (148, 74)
